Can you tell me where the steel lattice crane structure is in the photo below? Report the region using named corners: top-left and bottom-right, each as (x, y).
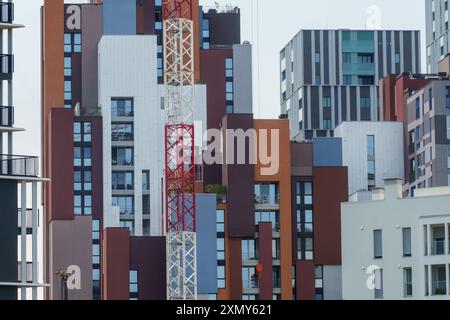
top-left (162, 0), bottom-right (197, 300)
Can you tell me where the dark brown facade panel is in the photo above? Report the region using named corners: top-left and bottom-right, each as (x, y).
top-left (102, 228), bottom-right (130, 300)
top-left (312, 167), bottom-right (348, 265)
top-left (228, 238), bottom-right (243, 300)
top-left (206, 11), bottom-right (240, 48)
top-left (49, 109), bottom-right (74, 221)
top-left (71, 53), bottom-right (82, 108)
top-left (222, 114), bottom-right (255, 238)
top-left (296, 261), bottom-right (315, 300)
top-left (130, 237), bottom-right (166, 300)
top-left (258, 222), bottom-right (273, 300)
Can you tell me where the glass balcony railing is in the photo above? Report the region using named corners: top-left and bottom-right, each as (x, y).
top-left (432, 239), bottom-right (445, 255)
top-left (0, 154), bottom-right (39, 177)
top-left (0, 106), bottom-right (13, 127)
top-left (432, 281), bottom-right (447, 295)
top-left (0, 54), bottom-right (13, 74)
top-left (0, 2), bottom-right (13, 24)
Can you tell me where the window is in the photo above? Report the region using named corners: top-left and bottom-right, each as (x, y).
top-left (447, 116), bottom-right (450, 139)
top-left (142, 170), bottom-right (150, 191)
top-left (304, 237), bottom-right (313, 260)
top-left (74, 147), bottom-right (91, 167)
top-left (217, 266), bottom-right (225, 289)
top-left (112, 147), bottom-right (133, 166)
top-left (242, 267), bottom-right (257, 289)
top-left (343, 52), bottom-right (352, 63)
top-left (323, 119), bottom-right (331, 129)
top-left (217, 210), bottom-right (224, 233)
top-left (74, 122), bottom-right (92, 142)
top-left (403, 268), bottom-right (413, 297)
top-left (112, 196), bottom-right (134, 215)
top-left (374, 230), bottom-right (382, 259)
top-left (415, 97), bottom-right (421, 119)
top-left (64, 33), bottom-right (81, 53)
top-left (129, 270), bottom-right (138, 300)
top-left (273, 266), bottom-right (281, 289)
top-left (111, 98), bottom-right (134, 117)
top-left (315, 52), bottom-right (320, 63)
top-left (315, 265), bottom-right (324, 300)
top-left (255, 211), bottom-right (279, 232)
top-left (64, 57), bottom-right (72, 76)
top-left (315, 75), bottom-right (321, 85)
top-left (429, 88), bottom-right (433, 110)
top-left (360, 97), bottom-right (371, 108)
top-left (112, 123), bottom-right (134, 141)
top-left (254, 184), bottom-right (279, 204)
top-left (448, 146), bottom-right (450, 169)
top-left (374, 269), bottom-right (383, 299)
top-left (242, 239), bottom-right (257, 260)
top-left (120, 220), bottom-right (134, 234)
top-left (367, 135), bottom-right (375, 158)
top-left (74, 195), bottom-right (92, 216)
top-left (112, 172), bottom-right (134, 190)
top-left (322, 97), bottom-right (331, 108)
top-left (217, 238), bottom-right (225, 260)
top-left (358, 76), bottom-right (374, 85)
top-left (395, 53), bottom-right (401, 64)
top-left (64, 80), bottom-right (72, 100)
top-left (403, 228), bottom-right (412, 257)
top-left (272, 239), bottom-right (280, 260)
top-left (343, 75), bottom-right (352, 85)
top-left (358, 53), bottom-right (373, 63)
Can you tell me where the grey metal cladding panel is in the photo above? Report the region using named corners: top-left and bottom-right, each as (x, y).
top-left (233, 44), bottom-right (253, 114)
top-left (378, 31), bottom-right (384, 78)
top-left (196, 194), bottom-right (218, 295)
top-left (303, 31), bottom-right (312, 84)
top-left (350, 87), bottom-right (357, 121)
top-left (435, 115), bottom-right (450, 144)
top-left (415, 32), bottom-right (421, 72)
top-left (324, 31), bottom-right (330, 85)
top-left (103, 0), bottom-right (136, 35)
top-left (335, 31), bottom-right (340, 85)
top-left (425, 0), bottom-right (433, 46)
top-left (360, 86), bottom-right (370, 97)
top-left (403, 31), bottom-right (413, 73)
top-left (386, 32), bottom-right (392, 73)
top-left (0, 180), bottom-right (18, 300)
top-left (82, 5), bottom-right (103, 110)
top-left (395, 31), bottom-right (400, 74)
top-left (323, 86), bottom-right (331, 97)
top-left (311, 86), bottom-right (320, 129)
top-left (341, 86), bottom-right (347, 121)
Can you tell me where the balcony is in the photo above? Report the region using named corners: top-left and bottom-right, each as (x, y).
top-left (0, 106), bottom-right (13, 127)
top-left (0, 154), bottom-right (39, 177)
top-left (0, 54), bottom-right (13, 80)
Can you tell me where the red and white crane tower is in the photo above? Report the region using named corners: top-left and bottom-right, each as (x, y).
top-left (162, 0), bottom-right (197, 300)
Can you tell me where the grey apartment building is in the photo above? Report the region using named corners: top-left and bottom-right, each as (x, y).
top-left (405, 57), bottom-right (450, 194)
top-left (426, 0), bottom-right (450, 72)
top-left (280, 29), bottom-right (421, 141)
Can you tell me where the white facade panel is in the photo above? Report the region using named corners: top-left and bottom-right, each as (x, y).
top-left (334, 121), bottom-right (404, 196)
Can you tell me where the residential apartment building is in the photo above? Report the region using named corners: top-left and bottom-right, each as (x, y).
top-left (425, 0), bottom-right (450, 72)
top-left (334, 121), bottom-right (404, 196)
top-left (342, 179), bottom-right (450, 300)
top-left (280, 29), bottom-right (421, 141)
top-left (0, 0), bottom-right (45, 300)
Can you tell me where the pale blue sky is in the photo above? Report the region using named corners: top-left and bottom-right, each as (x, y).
top-left (12, 0), bottom-right (426, 158)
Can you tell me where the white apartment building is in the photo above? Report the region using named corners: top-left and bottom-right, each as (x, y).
top-left (342, 179), bottom-right (450, 300)
top-left (334, 121), bottom-right (404, 196)
top-left (98, 35), bottom-right (206, 237)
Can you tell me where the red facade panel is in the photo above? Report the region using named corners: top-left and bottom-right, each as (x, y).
top-left (228, 238), bottom-right (242, 300)
top-left (296, 261), bottom-right (315, 300)
top-left (49, 108), bottom-right (74, 221)
top-left (102, 228), bottom-right (130, 300)
top-left (312, 167), bottom-right (348, 265)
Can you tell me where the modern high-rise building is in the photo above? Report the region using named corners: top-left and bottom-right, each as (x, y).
top-left (425, 0), bottom-right (450, 72)
top-left (0, 0), bottom-right (46, 300)
top-left (342, 179), bottom-right (450, 300)
top-left (280, 29), bottom-right (421, 141)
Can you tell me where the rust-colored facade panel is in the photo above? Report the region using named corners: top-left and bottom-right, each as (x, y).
top-left (254, 119), bottom-right (292, 300)
top-left (258, 222), bottom-right (273, 300)
top-left (102, 228), bottom-right (130, 300)
top-left (49, 109), bottom-right (74, 221)
top-left (130, 237), bottom-right (166, 300)
top-left (296, 261), bottom-right (315, 300)
top-left (312, 167), bottom-right (348, 265)
top-left (222, 114), bottom-right (255, 239)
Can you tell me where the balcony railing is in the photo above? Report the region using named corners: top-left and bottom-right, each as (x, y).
top-left (432, 281), bottom-right (447, 295)
top-left (0, 54), bottom-right (12, 74)
top-left (0, 2), bottom-right (13, 24)
top-left (0, 105), bottom-right (13, 126)
top-left (0, 154), bottom-right (39, 177)
top-left (432, 239), bottom-right (445, 255)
